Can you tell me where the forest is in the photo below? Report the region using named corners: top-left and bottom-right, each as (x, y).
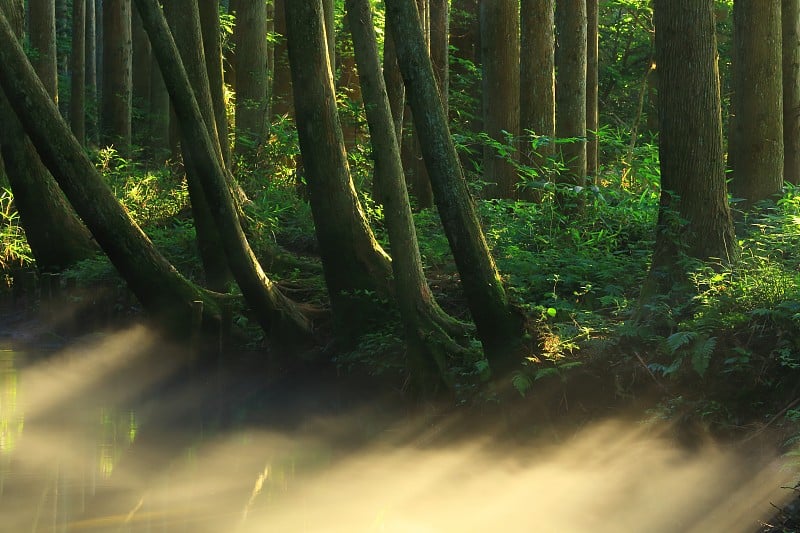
top-left (0, 0), bottom-right (800, 529)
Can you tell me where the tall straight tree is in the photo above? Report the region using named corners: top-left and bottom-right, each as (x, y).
top-left (101, 0), bottom-right (132, 153)
top-left (85, 0), bottom-right (97, 143)
top-left (131, 4), bottom-right (151, 142)
top-left (385, 0), bottom-right (526, 374)
top-left (555, 0), bottom-right (587, 187)
top-left (480, 0), bottom-right (519, 198)
top-left (783, 0), bottom-right (800, 185)
top-left (346, 0), bottom-right (474, 389)
top-left (231, 0), bottom-right (268, 157)
top-left (0, 0), bottom-right (96, 272)
top-left (729, 0), bottom-right (784, 207)
top-left (285, 0), bottom-right (393, 340)
top-left (29, 0), bottom-right (58, 99)
top-left (519, 0), bottom-right (555, 194)
top-left (586, 0), bottom-right (599, 180)
top-left (644, 0), bottom-right (735, 297)
top-left (70, 0), bottom-right (86, 144)
top-left (430, 0), bottom-right (449, 117)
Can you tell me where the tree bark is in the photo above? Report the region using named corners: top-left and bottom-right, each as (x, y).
top-left (199, 0), bottom-right (232, 170)
top-left (555, 0), bottom-right (587, 187)
top-left (519, 0), bottom-right (555, 197)
top-left (70, 0), bottom-right (86, 145)
top-left (0, 6), bottom-right (220, 333)
top-left (135, 0), bottom-right (313, 339)
top-left (783, 0), bottom-right (800, 185)
top-left (162, 0), bottom-right (233, 294)
top-left (85, 0), bottom-right (98, 143)
top-left (285, 0), bottom-right (394, 340)
top-left (147, 52), bottom-right (169, 162)
top-left (643, 0), bottom-right (736, 299)
top-left (385, 0), bottom-right (526, 374)
top-left (729, 0), bottom-right (784, 207)
top-left (480, 0), bottom-right (520, 198)
top-left (430, 0), bottom-right (449, 118)
top-left (346, 0), bottom-right (475, 390)
top-left (0, 0), bottom-right (96, 273)
top-left (131, 3), bottom-right (151, 144)
top-left (101, 0), bottom-right (132, 154)
top-left (271, 0), bottom-right (294, 118)
top-left (231, 0), bottom-right (268, 158)
top-left (29, 0), bottom-right (58, 100)
top-left (586, 0), bottom-right (599, 181)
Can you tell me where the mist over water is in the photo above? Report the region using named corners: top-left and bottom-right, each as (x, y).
top-left (0, 326), bottom-right (795, 532)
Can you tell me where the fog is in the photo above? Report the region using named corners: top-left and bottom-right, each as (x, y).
top-left (0, 326), bottom-right (795, 532)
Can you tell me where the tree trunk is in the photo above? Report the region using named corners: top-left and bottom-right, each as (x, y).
top-left (480, 0), bottom-right (520, 199)
top-left (555, 0), bottom-right (587, 187)
top-left (643, 0), bottom-right (736, 299)
top-left (378, 21), bottom-right (405, 205)
top-left (231, 0), bottom-right (268, 158)
top-left (134, 0), bottom-right (313, 339)
top-left (85, 0), bottom-right (98, 144)
top-left (385, 0), bottom-right (526, 375)
top-left (346, 0), bottom-right (475, 391)
top-left (199, 0), bottom-right (232, 170)
top-left (285, 0), bottom-right (394, 341)
top-left (70, 0), bottom-right (86, 145)
top-left (729, 0), bottom-right (784, 207)
top-left (586, 0), bottom-right (599, 181)
top-left (0, 6), bottom-right (220, 334)
top-left (147, 51), bottom-right (169, 162)
top-left (430, 0), bottom-right (449, 118)
top-left (271, 0), bottom-right (294, 118)
top-left (162, 0), bottom-right (234, 294)
top-left (519, 0), bottom-right (555, 198)
top-left (783, 0), bottom-right (800, 185)
top-left (101, 0), bottom-right (132, 154)
top-left (131, 3), bottom-right (151, 145)
top-left (0, 0), bottom-right (97, 273)
top-left (29, 0), bottom-right (58, 100)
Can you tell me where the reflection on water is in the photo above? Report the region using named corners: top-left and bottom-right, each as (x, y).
top-left (0, 326), bottom-right (796, 532)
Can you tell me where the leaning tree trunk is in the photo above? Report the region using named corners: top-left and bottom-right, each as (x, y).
top-left (555, 0), bottom-right (587, 188)
top-left (0, 0), bottom-right (96, 273)
top-left (198, 0), bottom-right (232, 170)
top-left (782, 0), bottom-right (800, 185)
top-left (346, 0), bottom-right (476, 391)
top-left (135, 0), bottom-right (313, 339)
top-left (643, 0), bottom-right (736, 301)
top-left (162, 0), bottom-right (233, 294)
top-left (385, 0), bottom-right (526, 375)
top-left (285, 0), bottom-right (394, 341)
top-left (0, 7), bottom-right (220, 334)
top-left (729, 0), bottom-right (784, 207)
top-left (480, 0), bottom-right (520, 199)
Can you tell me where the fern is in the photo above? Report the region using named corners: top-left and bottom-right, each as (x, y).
top-left (666, 331), bottom-right (698, 354)
top-left (690, 335), bottom-right (716, 377)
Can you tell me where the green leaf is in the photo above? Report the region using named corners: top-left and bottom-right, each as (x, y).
top-left (546, 307), bottom-right (557, 318)
top-left (666, 331), bottom-right (697, 354)
top-left (691, 336), bottom-right (716, 377)
top-left (511, 372), bottom-right (532, 397)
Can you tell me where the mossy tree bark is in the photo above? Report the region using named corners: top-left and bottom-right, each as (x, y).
top-left (0, 8), bottom-right (219, 333)
top-left (642, 0), bottom-right (736, 301)
top-left (285, 0), bottom-right (394, 341)
top-left (29, 0), bottom-right (58, 99)
top-left (198, 0), bottom-right (232, 170)
top-left (385, 0), bottom-right (526, 375)
top-left (729, 0), bottom-right (784, 208)
top-left (480, 0), bottom-right (520, 199)
top-left (0, 0), bottom-right (97, 273)
top-left (134, 0), bottom-right (313, 340)
top-left (346, 0), bottom-right (476, 391)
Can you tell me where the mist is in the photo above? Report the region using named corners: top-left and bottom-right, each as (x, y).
top-left (0, 326), bottom-right (795, 532)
